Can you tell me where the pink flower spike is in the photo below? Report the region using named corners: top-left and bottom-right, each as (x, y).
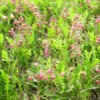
top-left (47, 69), bottom-right (52, 74)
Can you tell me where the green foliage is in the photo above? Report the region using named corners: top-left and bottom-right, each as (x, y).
top-left (0, 0), bottom-right (100, 100)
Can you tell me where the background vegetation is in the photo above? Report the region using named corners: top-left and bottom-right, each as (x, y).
top-left (0, 0), bottom-right (100, 100)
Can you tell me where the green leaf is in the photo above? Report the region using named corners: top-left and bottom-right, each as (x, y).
top-left (0, 33), bottom-right (4, 43)
top-left (27, 49), bottom-right (32, 56)
top-left (2, 50), bottom-right (9, 61)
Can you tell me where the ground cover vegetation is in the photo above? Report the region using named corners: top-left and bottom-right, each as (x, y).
top-left (0, 0), bottom-right (100, 100)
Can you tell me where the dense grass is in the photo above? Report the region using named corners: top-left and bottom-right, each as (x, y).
top-left (0, 0), bottom-right (100, 100)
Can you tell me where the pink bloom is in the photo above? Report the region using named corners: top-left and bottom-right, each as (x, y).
top-left (10, 44), bottom-right (14, 48)
top-left (38, 72), bottom-right (44, 80)
top-left (95, 80), bottom-right (100, 85)
top-left (71, 22), bottom-right (84, 31)
top-left (79, 3), bottom-right (83, 6)
top-left (77, 52), bottom-right (81, 57)
top-left (18, 27), bottom-right (22, 31)
top-left (19, 40), bottom-right (23, 45)
top-left (44, 46), bottom-right (49, 57)
top-left (12, 0), bottom-right (15, 4)
top-left (51, 75), bottom-right (55, 80)
top-left (22, 31), bottom-right (26, 35)
top-left (74, 14), bottom-right (80, 20)
top-left (60, 72), bottom-right (65, 77)
top-left (28, 76), bottom-right (33, 81)
top-left (9, 28), bottom-right (15, 37)
top-left (68, 44), bottom-right (76, 50)
top-left (95, 16), bottom-right (100, 23)
top-left (47, 69), bottom-right (52, 74)
top-left (14, 20), bottom-right (18, 25)
top-left (96, 38), bottom-right (100, 43)
top-left (95, 69), bottom-right (100, 74)
top-left (34, 62), bottom-right (38, 67)
top-left (19, 16), bottom-right (24, 22)
top-left (22, 23), bottom-right (26, 27)
top-left (42, 40), bottom-right (49, 47)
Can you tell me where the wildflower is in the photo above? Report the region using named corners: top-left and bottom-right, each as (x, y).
top-left (28, 76), bottom-right (33, 81)
top-left (71, 21), bottom-right (84, 31)
top-left (22, 31), bottom-right (26, 35)
top-left (19, 16), bottom-right (24, 22)
top-left (70, 67), bottom-right (75, 72)
top-left (33, 6), bottom-right (39, 12)
top-left (77, 52), bottom-right (81, 57)
top-left (41, 15), bottom-right (46, 19)
top-left (22, 23), bottom-right (27, 28)
top-left (10, 14), bottom-right (14, 19)
top-left (34, 62), bottom-right (38, 67)
top-left (14, 20), bottom-right (18, 25)
top-left (51, 74), bottom-right (55, 80)
top-left (74, 14), bottom-right (80, 20)
top-left (42, 40), bottom-right (49, 47)
top-left (95, 16), bottom-right (100, 23)
top-left (68, 44), bottom-right (76, 50)
top-left (9, 28), bottom-right (15, 37)
top-left (44, 46), bottom-right (49, 57)
top-left (79, 3), bottom-right (83, 6)
top-left (38, 72), bottom-right (44, 80)
top-left (47, 69), bottom-right (52, 74)
top-left (19, 39), bottom-right (23, 45)
top-left (85, 0), bottom-right (90, 5)
top-left (11, 0), bottom-right (15, 4)
top-left (2, 15), bottom-right (7, 21)
top-left (10, 44), bottom-right (14, 48)
top-left (42, 21), bottom-right (47, 25)
top-left (70, 52), bottom-right (76, 58)
top-left (50, 16), bottom-right (57, 23)
top-left (80, 71), bottom-right (87, 76)
top-left (95, 80), bottom-right (100, 85)
top-left (60, 7), bottom-right (69, 19)
top-left (96, 37), bottom-right (100, 43)
top-left (18, 27), bottom-right (22, 31)
top-left (95, 69), bottom-right (100, 74)
top-left (14, 9), bottom-right (18, 14)
top-left (29, 32), bottom-right (33, 35)
top-left (60, 72), bottom-right (65, 77)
